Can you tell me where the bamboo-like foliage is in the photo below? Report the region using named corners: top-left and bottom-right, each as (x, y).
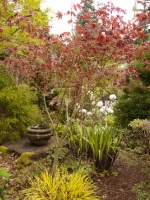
top-left (22, 168), bottom-right (99, 200)
top-left (68, 122), bottom-right (121, 171)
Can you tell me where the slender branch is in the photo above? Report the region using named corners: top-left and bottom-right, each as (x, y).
top-left (43, 94), bottom-right (54, 128)
top-left (0, 27), bottom-right (21, 43)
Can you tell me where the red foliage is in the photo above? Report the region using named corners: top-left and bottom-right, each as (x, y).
top-left (56, 12), bottom-right (63, 19)
top-left (67, 20), bottom-right (73, 24)
top-left (135, 0), bottom-right (150, 26)
top-left (2, 1), bottom-right (150, 96)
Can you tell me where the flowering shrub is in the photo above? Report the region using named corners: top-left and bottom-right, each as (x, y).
top-left (76, 92), bottom-right (117, 124)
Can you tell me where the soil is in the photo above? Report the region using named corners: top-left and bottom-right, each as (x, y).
top-left (94, 153), bottom-right (150, 200)
top-left (0, 139), bottom-right (150, 200)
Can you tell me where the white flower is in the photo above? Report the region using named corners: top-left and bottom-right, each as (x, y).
top-left (106, 107), bottom-right (114, 114)
top-left (103, 111), bottom-right (108, 116)
top-left (87, 111), bottom-right (92, 116)
top-left (96, 101), bottom-right (103, 108)
top-left (80, 109), bottom-right (87, 114)
top-left (92, 108), bottom-right (96, 113)
top-left (100, 106), bottom-right (108, 116)
top-left (76, 103), bottom-right (80, 109)
top-left (91, 101), bottom-right (95, 105)
top-left (105, 106), bottom-right (109, 112)
top-left (109, 94), bottom-right (117, 101)
top-left (100, 106), bottom-right (106, 113)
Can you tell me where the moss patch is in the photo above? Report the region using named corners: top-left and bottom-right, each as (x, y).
top-left (0, 146), bottom-right (9, 156)
top-left (16, 152), bottom-right (35, 169)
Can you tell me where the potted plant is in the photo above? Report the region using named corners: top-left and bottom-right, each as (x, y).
top-left (27, 124), bottom-right (53, 146)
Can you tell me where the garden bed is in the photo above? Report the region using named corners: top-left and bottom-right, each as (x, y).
top-left (0, 148), bottom-right (150, 200)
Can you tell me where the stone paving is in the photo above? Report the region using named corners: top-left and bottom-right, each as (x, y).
top-left (3, 137), bottom-right (53, 155)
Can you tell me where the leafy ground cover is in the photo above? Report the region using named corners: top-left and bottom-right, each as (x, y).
top-left (0, 148), bottom-right (150, 200)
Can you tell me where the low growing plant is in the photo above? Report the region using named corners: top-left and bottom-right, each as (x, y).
top-left (0, 146), bottom-right (8, 156)
top-left (22, 168), bottom-right (99, 200)
top-left (48, 143), bottom-right (68, 161)
top-left (0, 167), bottom-right (11, 200)
top-left (63, 158), bottom-right (94, 177)
top-left (16, 152), bottom-right (35, 169)
top-left (132, 181), bottom-right (150, 200)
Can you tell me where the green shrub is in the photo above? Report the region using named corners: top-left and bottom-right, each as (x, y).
top-left (68, 122), bottom-right (121, 171)
top-left (136, 51), bottom-right (150, 87)
top-left (114, 87), bottom-right (150, 127)
top-left (114, 50), bottom-right (150, 128)
top-left (0, 84), bottom-right (43, 143)
top-left (0, 66), bottom-right (14, 90)
top-left (128, 119), bottom-right (150, 154)
top-left (22, 168), bottom-right (99, 200)
top-left (0, 167), bottom-right (11, 199)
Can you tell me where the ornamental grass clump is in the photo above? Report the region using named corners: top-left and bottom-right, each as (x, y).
top-left (68, 122), bottom-right (121, 171)
top-left (22, 168), bottom-right (99, 200)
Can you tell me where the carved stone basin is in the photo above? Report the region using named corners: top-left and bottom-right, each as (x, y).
top-left (27, 125), bottom-right (53, 146)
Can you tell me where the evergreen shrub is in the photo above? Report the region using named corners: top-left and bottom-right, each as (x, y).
top-left (114, 50), bottom-right (150, 128)
top-left (114, 87), bottom-right (150, 127)
top-left (0, 84), bottom-right (43, 143)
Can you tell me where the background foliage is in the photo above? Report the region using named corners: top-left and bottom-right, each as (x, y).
top-left (0, 66), bottom-right (43, 143)
top-left (114, 50), bottom-right (150, 127)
